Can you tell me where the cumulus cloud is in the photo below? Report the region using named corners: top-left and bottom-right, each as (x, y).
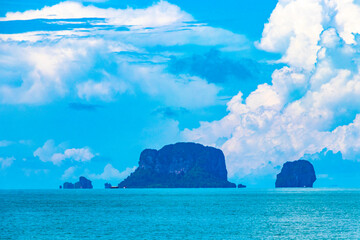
top-left (184, 0), bottom-right (360, 179)
top-left (257, 0), bottom-right (324, 70)
top-left (0, 1), bottom-right (244, 107)
top-left (1, 34), bottom-right (235, 106)
top-left (120, 64), bottom-right (221, 108)
top-left (52, 148), bottom-right (94, 163)
top-left (0, 35), bottom-right (221, 107)
top-left (74, 60), bottom-right (220, 108)
top-left (89, 164), bottom-right (136, 180)
top-left (257, 0), bottom-right (360, 70)
top-left (61, 166), bottom-right (77, 180)
top-left (34, 140), bottom-right (95, 165)
top-left (0, 39), bottom-right (94, 104)
top-left (0, 157), bottom-right (15, 169)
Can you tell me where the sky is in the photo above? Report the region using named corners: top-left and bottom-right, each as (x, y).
top-left (1, 0), bottom-right (360, 188)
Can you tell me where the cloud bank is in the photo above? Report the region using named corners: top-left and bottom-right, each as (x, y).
top-left (184, 0), bottom-right (360, 178)
top-left (0, 1), bottom-right (246, 108)
top-left (34, 140), bottom-right (95, 165)
top-left (1, 1), bottom-right (193, 28)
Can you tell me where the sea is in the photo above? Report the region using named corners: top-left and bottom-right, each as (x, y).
top-left (1, 188), bottom-right (360, 239)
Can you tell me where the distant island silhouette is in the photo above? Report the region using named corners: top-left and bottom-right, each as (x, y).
top-left (62, 176), bottom-right (93, 189)
top-left (118, 142), bottom-right (239, 188)
top-left (276, 160), bottom-right (316, 188)
top-left (60, 145), bottom-right (319, 189)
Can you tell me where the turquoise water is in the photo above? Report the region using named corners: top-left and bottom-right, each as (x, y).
top-left (1, 189), bottom-right (360, 239)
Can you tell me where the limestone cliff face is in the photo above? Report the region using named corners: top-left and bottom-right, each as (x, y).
top-left (119, 142), bottom-right (236, 188)
top-left (275, 160), bottom-right (316, 188)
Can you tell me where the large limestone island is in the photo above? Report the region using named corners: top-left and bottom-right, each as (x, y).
top-left (275, 160), bottom-right (316, 188)
top-left (118, 142), bottom-right (236, 188)
top-left (63, 176), bottom-right (93, 189)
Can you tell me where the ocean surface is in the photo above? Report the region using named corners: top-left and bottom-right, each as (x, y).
top-left (1, 189), bottom-right (360, 239)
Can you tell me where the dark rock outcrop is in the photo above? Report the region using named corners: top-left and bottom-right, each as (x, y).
top-left (238, 184), bottom-right (246, 188)
top-left (275, 160), bottom-right (316, 188)
top-left (105, 183), bottom-right (112, 189)
top-left (63, 182), bottom-right (74, 189)
top-left (74, 176), bottom-right (93, 189)
top-left (118, 142), bottom-right (236, 188)
top-left (62, 177), bottom-right (93, 189)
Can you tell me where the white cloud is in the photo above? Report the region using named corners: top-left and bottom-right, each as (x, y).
top-left (115, 64), bottom-right (221, 109)
top-left (333, 0), bottom-right (360, 44)
top-left (33, 140), bottom-right (60, 164)
top-left (184, 0), bottom-right (360, 179)
top-left (0, 157), bottom-right (15, 169)
top-left (257, 0), bottom-right (324, 70)
top-left (1, 1), bottom-right (193, 28)
top-left (34, 140), bottom-right (95, 165)
top-left (0, 39), bottom-right (93, 104)
top-left (0, 2), bottom-right (244, 107)
top-left (257, 0), bottom-right (360, 70)
top-left (89, 164), bottom-right (136, 180)
top-left (74, 61), bottom-right (220, 108)
top-left (53, 148), bottom-right (95, 163)
top-left (0, 38), bottom-right (222, 108)
top-left (61, 166), bottom-right (77, 180)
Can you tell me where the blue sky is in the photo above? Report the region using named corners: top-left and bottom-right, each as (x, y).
top-left (2, 0), bottom-right (360, 188)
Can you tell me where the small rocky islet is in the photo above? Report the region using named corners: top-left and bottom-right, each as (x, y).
top-left (61, 142), bottom-right (317, 189)
top-left (62, 176), bottom-right (93, 189)
top-left (275, 160), bottom-right (316, 188)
